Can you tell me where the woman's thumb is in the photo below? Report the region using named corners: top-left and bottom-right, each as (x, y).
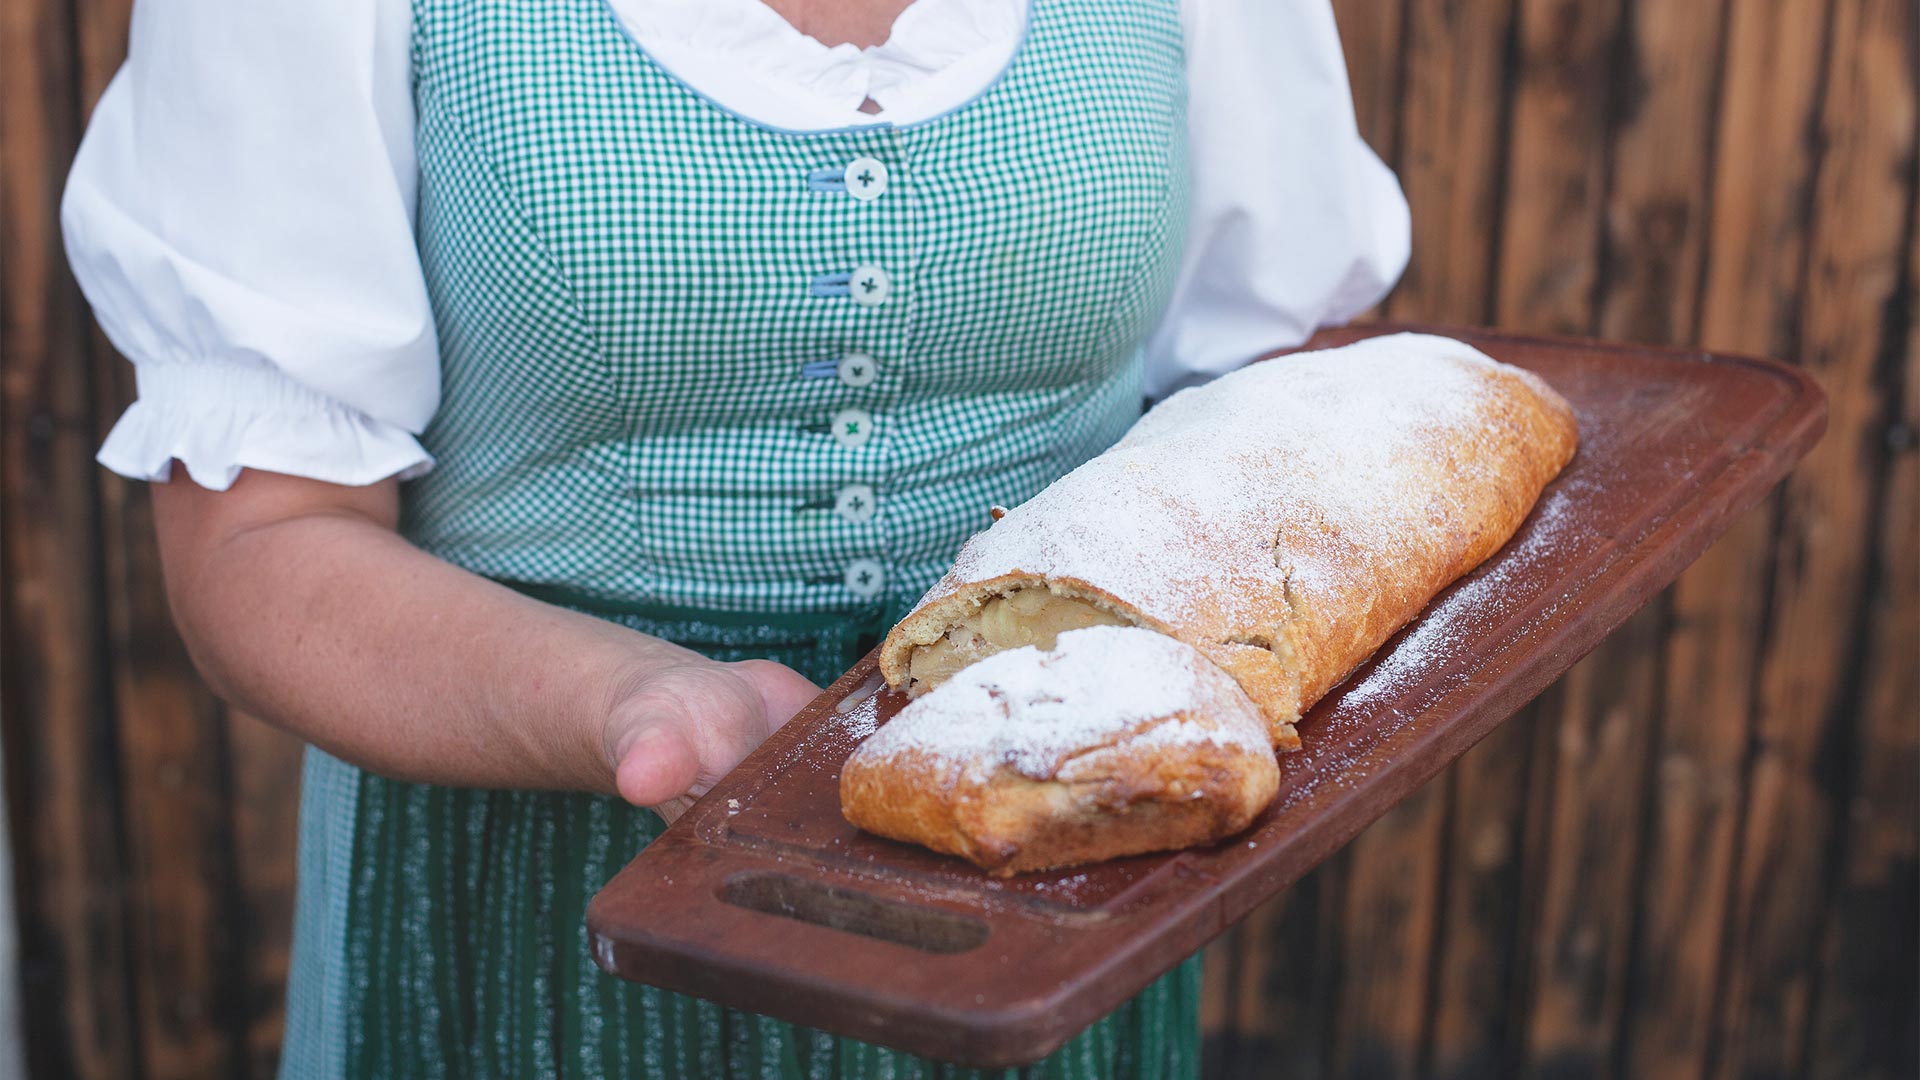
top-left (611, 723), bottom-right (700, 809)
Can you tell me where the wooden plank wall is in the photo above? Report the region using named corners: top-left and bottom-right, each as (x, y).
top-left (1, 1), bottom-right (1913, 1077)
top-left (1204, 1), bottom-right (1920, 1077)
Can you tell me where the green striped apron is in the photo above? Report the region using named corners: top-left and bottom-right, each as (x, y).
top-left (281, 0), bottom-right (1197, 1075)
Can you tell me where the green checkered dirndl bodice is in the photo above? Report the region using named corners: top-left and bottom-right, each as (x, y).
top-left (279, 0), bottom-right (1196, 1075)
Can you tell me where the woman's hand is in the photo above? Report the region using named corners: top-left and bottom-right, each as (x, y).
top-left (603, 658), bottom-right (822, 822)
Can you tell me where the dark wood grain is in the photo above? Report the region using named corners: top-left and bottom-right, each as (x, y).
top-left (1203, 869), bottom-right (1343, 1080)
top-left (1386, 0), bottom-right (1517, 330)
top-left (1425, 700), bottom-right (1541, 1080)
top-left (0, 0), bottom-right (140, 1074)
top-left (1496, 0), bottom-right (1619, 336)
top-left (1519, 607), bottom-right (1663, 1079)
top-left (1596, 5), bottom-right (1744, 1080)
top-left (1329, 782), bottom-right (1446, 1080)
top-left (223, 714), bottom-right (303, 1080)
top-left (1805, 175), bottom-right (1918, 1080)
top-left (587, 326), bottom-right (1827, 1067)
top-left (1715, 2), bottom-right (1918, 1075)
top-left (1329, 0), bottom-right (1406, 171)
top-left (1619, 5), bottom-right (1835, 1079)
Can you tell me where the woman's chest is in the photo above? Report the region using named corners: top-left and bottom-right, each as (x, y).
top-left (413, 0), bottom-right (1188, 420)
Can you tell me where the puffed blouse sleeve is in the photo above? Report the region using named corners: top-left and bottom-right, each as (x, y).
top-left (1147, 0), bottom-right (1411, 399)
top-left (63, 0), bottom-right (438, 490)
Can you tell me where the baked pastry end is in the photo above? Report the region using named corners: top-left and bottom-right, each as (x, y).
top-left (842, 626), bottom-right (1280, 876)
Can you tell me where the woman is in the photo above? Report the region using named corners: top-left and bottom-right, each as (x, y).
top-left (64, 0), bottom-right (1407, 1074)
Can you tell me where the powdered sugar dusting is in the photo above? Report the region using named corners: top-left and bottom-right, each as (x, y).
top-left (924, 333), bottom-right (1570, 632)
top-left (853, 626), bottom-right (1270, 781)
top-left (834, 690), bottom-right (882, 740)
top-left (1339, 483), bottom-right (1579, 710)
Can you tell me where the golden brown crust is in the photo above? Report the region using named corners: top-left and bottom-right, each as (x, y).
top-left (840, 737), bottom-right (1279, 876)
top-left (842, 627), bottom-right (1279, 875)
top-left (878, 333), bottom-right (1579, 745)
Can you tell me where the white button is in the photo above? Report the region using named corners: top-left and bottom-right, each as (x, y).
top-left (844, 559), bottom-right (887, 598)
top-left (830, 407), bottom-right (874, 449)
top-left (834, 484), bottom-right (878, 523)
top-left (837, 353), bottom-right (878, 388)
top-left (850, 265), bottom-right (891, 307)
top-left (844, 157), bottom-right (889, 201)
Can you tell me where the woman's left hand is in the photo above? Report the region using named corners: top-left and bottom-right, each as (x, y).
top-left (603, 657), bottom-right (822, 823)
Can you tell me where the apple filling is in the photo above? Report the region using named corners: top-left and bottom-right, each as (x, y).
top-left (904, 587), bottom-right (1131, 692)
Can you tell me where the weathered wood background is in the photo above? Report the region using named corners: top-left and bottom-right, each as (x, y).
top-left (2, 0), bottom-right (1914, 1076)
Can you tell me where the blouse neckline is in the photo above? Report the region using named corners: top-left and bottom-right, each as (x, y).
top-left (600, 0), bottom-right (1032, 134)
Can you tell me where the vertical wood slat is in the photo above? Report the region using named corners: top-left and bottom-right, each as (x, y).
top-left (1384, 0), bottom-right (1518, 330)
top-left (1805, 179), bottom-right (1918, 1080)
top-left (1494, 0), bottom-right (1621, 337)
top-left (1329, 784), bottom-right (1445, 1078)
top-left (1517, 610), bottom-right (1664, 1077)
top-left (1201, 866), bottom-right (1347, 1079)
top-left (1487, 4), bottom-right (1648, 1077)
top-left (1585, 4), bottom-right (1756, 1079)
top-left (1627, 4), bottom-right (1834, 1078)
top-left (1327, 2), bottom-right (1518, 1077)
top-left (1423, 701), bottom-right (1539, 1080)
top-left (225, 714), bottom-right (304, 1080)
top-left (1329, 0), bottom-right (1406, 168)
top-left (1716, 0), bottom-right (1918, 1075)
top-left (0, 0), bottom-right (141, 1074)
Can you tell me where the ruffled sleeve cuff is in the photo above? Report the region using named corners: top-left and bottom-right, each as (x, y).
top-left (96, 359), bottom-right (434, 491)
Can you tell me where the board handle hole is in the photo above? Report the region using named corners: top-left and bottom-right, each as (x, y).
top-left (719, 872), bottom-right (989, 955)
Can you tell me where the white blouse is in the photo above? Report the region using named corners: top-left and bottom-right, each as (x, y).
top-left (63, 0), bottom-right (1409, 491)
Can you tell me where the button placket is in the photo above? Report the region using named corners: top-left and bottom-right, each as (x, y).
top-left (812, 139), bottom-right (903, 603)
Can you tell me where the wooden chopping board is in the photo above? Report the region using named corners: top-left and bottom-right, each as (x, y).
top-left (585, 325), bottom-right (1826, 1067)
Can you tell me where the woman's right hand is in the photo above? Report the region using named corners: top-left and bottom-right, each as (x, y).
top-left (603, 657), bottom-right (822, 823)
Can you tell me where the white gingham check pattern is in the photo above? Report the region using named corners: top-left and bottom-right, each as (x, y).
top-left (400, 0), bottom-right (1190, 620)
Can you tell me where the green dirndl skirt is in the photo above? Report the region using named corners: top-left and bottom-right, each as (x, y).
top-left (282, 603), bottom-right (1200, 1079)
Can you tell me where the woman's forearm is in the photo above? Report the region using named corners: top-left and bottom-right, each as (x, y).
top-left (152, 469), bottom-right (696, 795)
